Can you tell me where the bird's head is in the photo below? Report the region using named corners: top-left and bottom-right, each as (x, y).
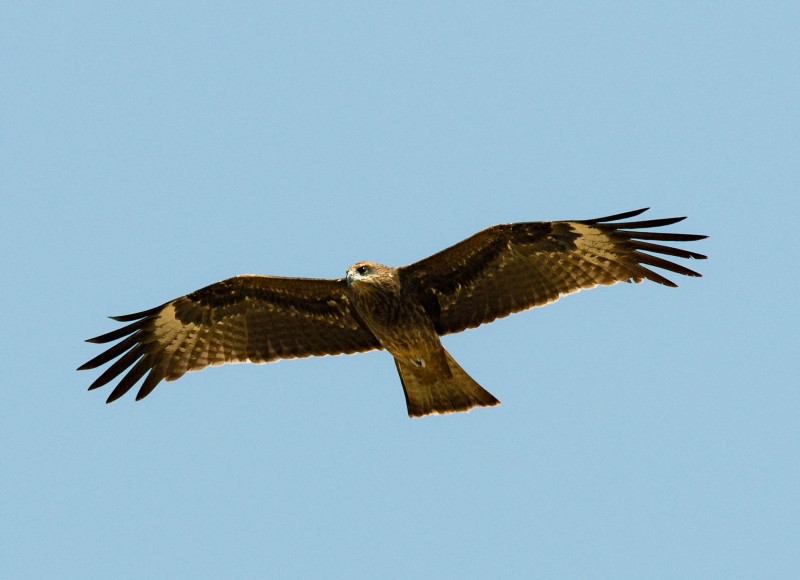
top-left (346, 261), bottom-right (394, 287)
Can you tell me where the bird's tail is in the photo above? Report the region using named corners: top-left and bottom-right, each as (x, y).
top-left (394, 349), bottom-right (500, 418)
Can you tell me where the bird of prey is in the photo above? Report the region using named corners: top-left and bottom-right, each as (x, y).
top-left (79, 208), bottom-right (706, 417)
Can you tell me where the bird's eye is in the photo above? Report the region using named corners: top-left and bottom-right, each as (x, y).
top-left (356, 265), bottom-right (368, 275)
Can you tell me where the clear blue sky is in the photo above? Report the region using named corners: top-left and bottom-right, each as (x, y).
top-left (3, 3), bottom-right (798, 579)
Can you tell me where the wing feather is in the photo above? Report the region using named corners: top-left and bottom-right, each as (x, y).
top-left (580, 208), bottom-right (650, 222)
top-left (79, 275), bottom-right (380, 402)
top-left (628, 240), bottom-right (705, 260)
top-left (106, 356), bottom-right (153, 403)
top-left (400, 209), bottom-right (707, 335)
top-left (78, 333), bottom-right (142, 370)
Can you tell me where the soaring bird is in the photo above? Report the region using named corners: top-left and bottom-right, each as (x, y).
top-left (79, 208), bottom-right (706, 417)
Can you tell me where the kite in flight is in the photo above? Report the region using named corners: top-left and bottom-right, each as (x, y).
top-left (79, 208), bottom-right (706, 417)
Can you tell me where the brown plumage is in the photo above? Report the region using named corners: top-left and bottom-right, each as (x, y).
top-left (79, 208), bottom-right (706, 417)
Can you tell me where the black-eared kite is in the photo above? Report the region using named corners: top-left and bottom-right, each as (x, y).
top-left (79, 208), bottom-right (706, 417)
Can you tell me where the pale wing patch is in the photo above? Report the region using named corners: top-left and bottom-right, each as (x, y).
top-left (150, 303), bottom-right (238, 380)
top-left (567, 223), bottom-right (643, 286)
top-left (151, 303), bottom-right (200, 379)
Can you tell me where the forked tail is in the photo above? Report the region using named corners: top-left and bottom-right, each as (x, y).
top-left (394, 349), bottom-right (500, 417)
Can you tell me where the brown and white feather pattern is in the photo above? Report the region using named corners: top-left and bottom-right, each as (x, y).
top-left (79, 276), bottom-right (380, 403)
top-left (80, 208), bottom-right (706, 410)
top-left (400, 208), bottom-right (706, 335)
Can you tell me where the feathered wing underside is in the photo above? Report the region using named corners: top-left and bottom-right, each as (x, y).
top-left (78, 276), bottom-right (380, 402)
top-left (399, 208), bottom-right (707, 335)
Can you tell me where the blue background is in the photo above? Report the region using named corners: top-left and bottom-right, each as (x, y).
top-left (3, 3), bottom-right (798, 578)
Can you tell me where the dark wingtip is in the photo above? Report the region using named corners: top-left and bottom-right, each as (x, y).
top-left (619, 216), bottom-right (688, 229)
top-left (88, 376), bottom-right (109, 391)
top-left (110, 314), bottom-right (134, 322)
top-left (110, 304), bottom-right (164, 322)
top-left (105, 391), bottom-right (124, 404)
top-left (85, 323), bottom-right (143, 344)
top-left (581, 208), bottom-right (650, 224)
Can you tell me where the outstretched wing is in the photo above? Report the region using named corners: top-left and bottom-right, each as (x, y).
top-left (79, 275), bottom-right (380, 402)
top-left (399, 208), bottom-right (707, 335)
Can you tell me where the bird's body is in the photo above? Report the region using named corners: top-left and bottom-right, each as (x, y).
top-left (345, 261), bottom-right (500, 415)
top-left (346, 261), bottom-right (445, 370)
top-left (80, 208), bottom-right (706, 417)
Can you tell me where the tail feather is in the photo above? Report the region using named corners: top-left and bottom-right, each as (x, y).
top-left (394, 350), bottom-right (500, 417)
